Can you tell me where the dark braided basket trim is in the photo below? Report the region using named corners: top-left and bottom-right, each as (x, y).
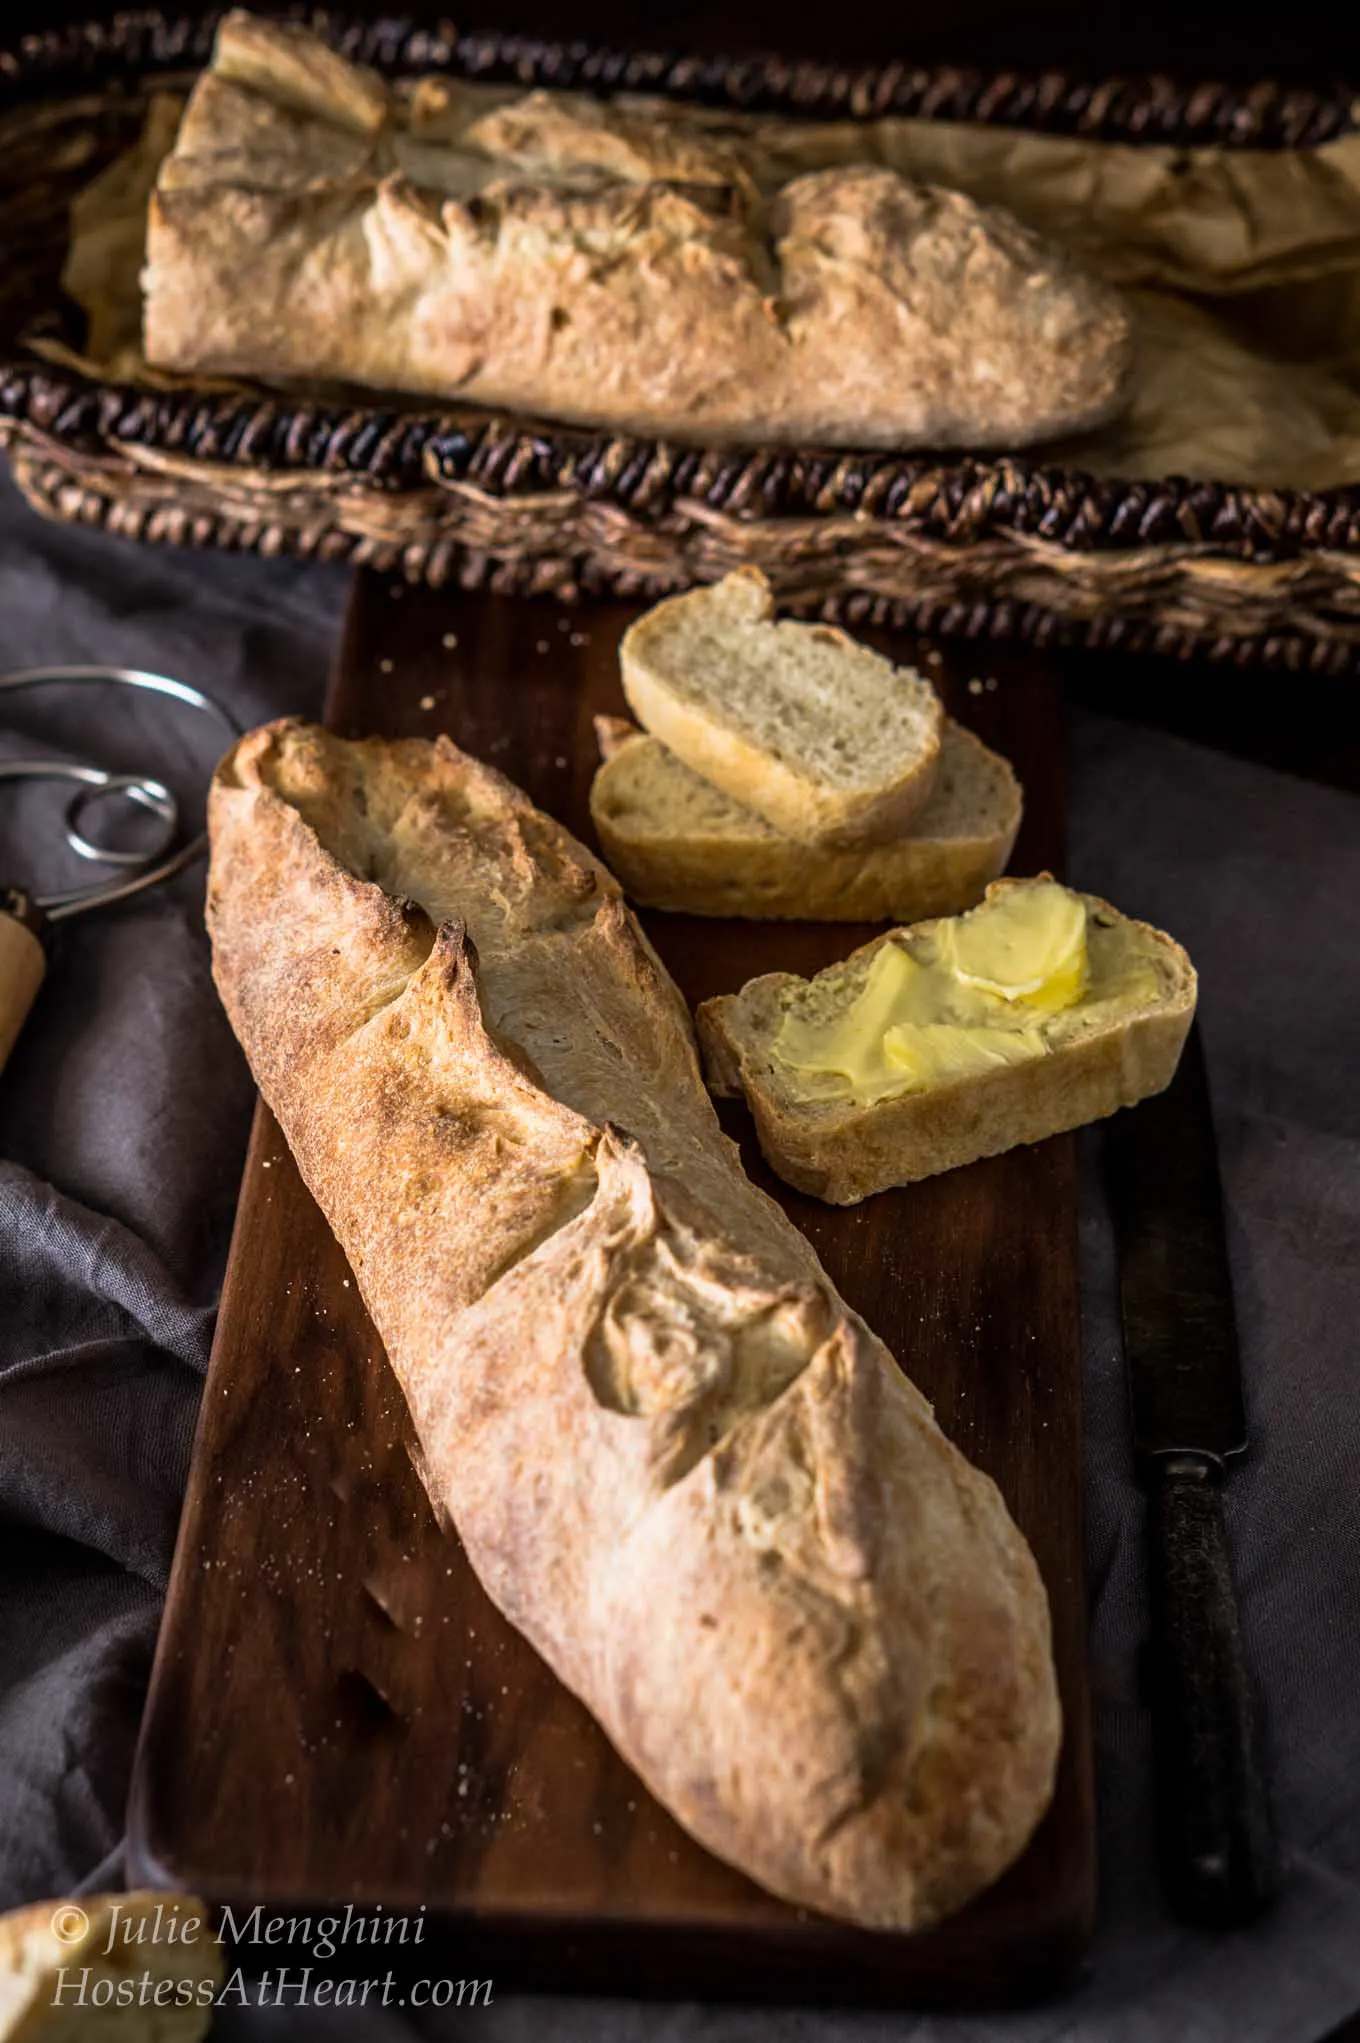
top-left (0, 5), bottom-right (1354, 148)
top-left (2, 9), bottom-right (1359, 585)
top-left (11, 436), bottom-right (1358, 673)
top-left (5, 359), bottom-right (1360, 563)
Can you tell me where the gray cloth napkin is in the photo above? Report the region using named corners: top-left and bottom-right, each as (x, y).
top-left (1, 469), bottom-right (1357, 2043)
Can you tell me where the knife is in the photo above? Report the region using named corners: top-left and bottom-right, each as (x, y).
top-left (1108, 1019), bottom-right (1279, 1926)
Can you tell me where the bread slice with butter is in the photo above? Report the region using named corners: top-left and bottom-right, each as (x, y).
top-left (698, 878), bottom-right (1196, 1203)
top-left (591, 715), bottom-right (1022, 922)
top-left (619, 569), bottom-right (945, 846)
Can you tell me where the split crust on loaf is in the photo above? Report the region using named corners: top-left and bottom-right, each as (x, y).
top-left (205, 718), bottom-right (1060, 1933)
top-left (144, 12), bottom-right (1132, 450)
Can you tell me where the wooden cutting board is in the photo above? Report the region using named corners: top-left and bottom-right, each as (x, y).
top-left (129, 572), bottom-right (1095, 2007)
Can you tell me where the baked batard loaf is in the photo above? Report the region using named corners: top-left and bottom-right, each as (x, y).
top-left (143, 12), bottom-right (1132, 450)
top-left (590, 714), bottom-right (1022, 921)
top-left (698, 879), bottom-right (1197, 1204)
top-left (206, 718), bottom-right (1061, 1931)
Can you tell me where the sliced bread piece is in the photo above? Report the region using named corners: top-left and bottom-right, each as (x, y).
top-left (591, 715), bottom-right (1022, 922)
top-left (698, 877), bottom-right (1196, 1204)
top-left (619, 569), bottom-right (944, 846)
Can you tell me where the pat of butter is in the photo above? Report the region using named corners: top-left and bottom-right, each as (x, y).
top-left (775, 943), bottom-right (933, 1103)
top-left (881, 1021), bottom-right (1044, 1086)
top-left (938, 881), bottom-right (1088, 1008)
top-left (772, 882), bottom-right (1089, 1104)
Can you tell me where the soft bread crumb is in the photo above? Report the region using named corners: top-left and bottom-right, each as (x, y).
top-left (619, 570), bottom-right (945, 846)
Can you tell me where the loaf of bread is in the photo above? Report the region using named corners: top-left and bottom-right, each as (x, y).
top-left (143, 11), bottom-right (1133, 450)
top-left (699, 878), bottom-right (1197, 1203)
top-left (591, 714), bottom-right (1022, 921)
top-left (205, 719), bottom-right (1060, 1931)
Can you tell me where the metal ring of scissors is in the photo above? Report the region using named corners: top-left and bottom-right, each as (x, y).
top-left (0, 759), bottom-right (180, 906)
top-left (0, 666), bottom-right (241, 922)
top-left (66, 772), bottom-right (178, 869)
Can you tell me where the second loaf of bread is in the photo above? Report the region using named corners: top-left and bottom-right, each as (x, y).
top-left (144, 12), bottom-right (1133, 451)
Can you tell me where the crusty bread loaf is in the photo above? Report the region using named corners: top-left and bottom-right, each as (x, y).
top-left (591, 714), bottom-right (1022, 920)
top-left (143, 12), bottom-right (1132, 450)
top-left (619, 569), bottom-right (946, 844)
top-left (0, 1893), bottom-right (221, 2042)
top-left (698, 879), bottom-right (1197, 1204)
top-left (205, 718), bottom-right (1060, 1931)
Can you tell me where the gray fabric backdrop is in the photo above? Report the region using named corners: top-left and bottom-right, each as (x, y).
top-left (1, 471), bottom-right (1357, 2041)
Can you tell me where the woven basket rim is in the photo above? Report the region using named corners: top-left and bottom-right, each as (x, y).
top-left (2, 8), bottom-right (1359, 564)
top-left (11, 416), bottom-right (1360, 673)
top-left (5, 357), bottom-right (1360, 563)
top-left (0, 6), bottom-right (1355, 147)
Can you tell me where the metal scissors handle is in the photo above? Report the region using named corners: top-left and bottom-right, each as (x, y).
top-left (0, 665), bottom-right (242, 1074)
top-left (0, 666), bottom-right (240, 921)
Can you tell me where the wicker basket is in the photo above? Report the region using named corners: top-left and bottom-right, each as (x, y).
top-left (3, 7), bottom-right (1360, 669)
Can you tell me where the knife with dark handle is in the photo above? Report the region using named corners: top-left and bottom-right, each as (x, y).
top-left (1108, 1020), bottom-right (1279, 1926)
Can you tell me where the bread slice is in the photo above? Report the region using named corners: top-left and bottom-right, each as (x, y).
top-left (618, 570), bottom-right (945, 846)
top-left (0, 1893), bottom-right (222, 2042)
top-left (591, 714), bottom-right (1021, 922)
top-left (698, 879), bottom-right (1197, 1204)
top-left (206, 719), bottom-right (1060, 1932)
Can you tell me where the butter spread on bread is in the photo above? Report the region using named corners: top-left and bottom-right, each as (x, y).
top-left (774, 881), bottom-right (1091, 1100)
top-left (144, 11), bottom-right (1132, 450)
top-left (699, 878), bottom-right (1195, 1201)
top-left (205, 719), bottom-right (1060, 1931)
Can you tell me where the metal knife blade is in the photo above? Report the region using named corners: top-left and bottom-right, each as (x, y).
top-left (1111, 1020), bottom-right (1247, 1462)
top-left (1108, 1015), bottom-right (1277, 1925)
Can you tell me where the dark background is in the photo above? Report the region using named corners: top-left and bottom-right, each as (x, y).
top-left (18, 0), bottom-right (1360, 83)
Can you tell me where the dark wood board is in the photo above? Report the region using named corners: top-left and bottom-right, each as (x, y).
top-left (129, 572), bottom-right (1096, 2007)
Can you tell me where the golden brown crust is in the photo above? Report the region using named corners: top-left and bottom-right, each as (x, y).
top-left (205, 717), bottom-right (1061, 1931)
top-left (464, 89), bottom-right (759, 202)
top-left (213, 9), bottom-right (387, 134)
top-left (144, 13), bottom-right (1132, 449)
